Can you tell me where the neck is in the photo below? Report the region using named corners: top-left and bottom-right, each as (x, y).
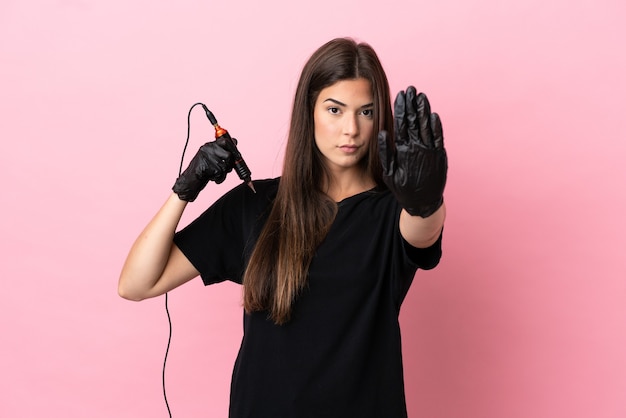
top-left (323, 168), bottom-right (375, 202)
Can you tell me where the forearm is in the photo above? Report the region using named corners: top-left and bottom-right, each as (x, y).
top-left (118, 193), bottom-right (188, 299)
top-left (399, 202), bottom-right (446, 249)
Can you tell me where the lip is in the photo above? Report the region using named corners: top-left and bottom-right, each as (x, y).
top-left (339, 144), bottom-right (360, 153)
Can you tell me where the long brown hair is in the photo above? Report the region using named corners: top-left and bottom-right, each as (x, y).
top-left (243, 38), bottom-right (393, 324)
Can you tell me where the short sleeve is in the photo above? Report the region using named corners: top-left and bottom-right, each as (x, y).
top-left (173, 179), bottom-right (279, 285)
top-left (403, 229), bottom-right (443, 270)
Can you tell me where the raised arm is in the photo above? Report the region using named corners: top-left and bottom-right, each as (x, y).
top-left (118, 137), bottom-right (237, 300)
top-left (118, 193), bottom-right (199, 300)
top-left (378, 86), bottom-right (448, 248)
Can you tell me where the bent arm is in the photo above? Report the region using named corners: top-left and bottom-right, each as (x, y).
top-left (118, 193), bottom-right (200, 301)
top-left (399, 202), bottom-right (446, 249)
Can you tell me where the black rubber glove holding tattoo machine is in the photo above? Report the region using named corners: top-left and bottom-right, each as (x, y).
top-left (172, 137), bottom-right (236, 202)
top-left (378, 86), bottom-right (448, 218)
top-left (173, 105), bottom-right (255, 202)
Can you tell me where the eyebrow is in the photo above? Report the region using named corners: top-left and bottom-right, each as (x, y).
top-left (323, 98), bottom-right (374, 109)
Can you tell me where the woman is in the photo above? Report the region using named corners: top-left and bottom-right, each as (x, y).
top-left (119, 37), bottom-right (447, 417)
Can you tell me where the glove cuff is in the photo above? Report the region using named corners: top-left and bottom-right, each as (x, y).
top-left (172, 178), bottom-right (199, 202)
top-left (404, 197), bottom-right (444, 218)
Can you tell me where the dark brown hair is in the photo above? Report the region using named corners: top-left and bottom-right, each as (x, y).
top-left (243, 38), bottom-right (393, 324)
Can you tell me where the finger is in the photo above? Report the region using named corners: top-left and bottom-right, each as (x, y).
top-left (393, 90), bottom-right (408, 145)
top-left (216, 136), bottom-right (238, 155)
top-left (214, 171), bottom-right (227, 184)
top-left (377, 131), bottom-right (394, 176)
top-left (416, 93), bottom-right (434, 148)
top-left (206, 144), bottom-right (232, 160)
top-left (430, 113), bottom-right (444, 149)
top-left (217, 157), bottom-right (232, 173)
top-left (405, 86), bottom-right (419, 144)
top-left (209, 153), bottom-right (232, 184)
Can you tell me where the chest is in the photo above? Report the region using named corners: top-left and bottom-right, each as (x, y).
top-left (307, 194), bottom-right (401, 295)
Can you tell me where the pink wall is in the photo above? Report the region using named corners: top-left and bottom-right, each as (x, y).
top-left (1, 0), bottom-right (625, 417)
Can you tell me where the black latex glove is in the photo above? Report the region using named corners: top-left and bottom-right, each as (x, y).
top-left (378, 86), bottom-right (448, 217)
top-left (172, 137), bottom-right (235, 202)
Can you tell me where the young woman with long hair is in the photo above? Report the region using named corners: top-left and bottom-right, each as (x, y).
top-left (119, 37), bottom-right (447, 417)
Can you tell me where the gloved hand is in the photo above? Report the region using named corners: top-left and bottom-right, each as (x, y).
top-left (378, 86), bottom-right (448, 217)
top-left (172, 137), bottom-right (235, 202)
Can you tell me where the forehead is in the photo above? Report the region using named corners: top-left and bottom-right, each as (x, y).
top-left (316, 78), bottom-right (373, 106)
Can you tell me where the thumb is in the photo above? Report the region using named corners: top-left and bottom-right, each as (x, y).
top-left (377, 131), bottom-right (395, 176)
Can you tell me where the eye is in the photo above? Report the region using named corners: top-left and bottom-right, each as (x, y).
top-left (328, 107), bottom-right (341, 115)
top-left (361, 108), bottom-right (374, 118)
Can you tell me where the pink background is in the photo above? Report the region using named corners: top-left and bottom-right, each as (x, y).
top-left (1, 0), bottom-right (625, 417)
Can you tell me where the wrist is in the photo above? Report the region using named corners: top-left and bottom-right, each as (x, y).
top-left (402, 197), bottom-right (444, 218)
top-left (399, 202), bottom-right (446, 248)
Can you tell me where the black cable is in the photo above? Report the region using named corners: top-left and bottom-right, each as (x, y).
top-left (163, 292), bottom-right (173, 417)
top-left (163, 102), bottom-right (205, 417)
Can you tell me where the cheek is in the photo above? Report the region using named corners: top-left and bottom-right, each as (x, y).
top-left (362, 121), bottom-right (374, 142)
top-left (314, 116), bottom-right (336, 143)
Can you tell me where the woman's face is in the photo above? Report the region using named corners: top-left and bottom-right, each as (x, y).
top-left (313, 78), bottom-right (374, 174)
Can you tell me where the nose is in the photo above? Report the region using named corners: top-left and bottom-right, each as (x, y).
top-left (343, 114), bottom-right (359, 137)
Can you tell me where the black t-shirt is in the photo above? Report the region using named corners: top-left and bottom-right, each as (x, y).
top-left (174, 178), bottom-right (442, 418)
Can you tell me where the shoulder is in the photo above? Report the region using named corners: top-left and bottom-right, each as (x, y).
top-left (250, 177), bottom-right (280, 198)
top-left (215, 177), bottom-right (280, 210)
